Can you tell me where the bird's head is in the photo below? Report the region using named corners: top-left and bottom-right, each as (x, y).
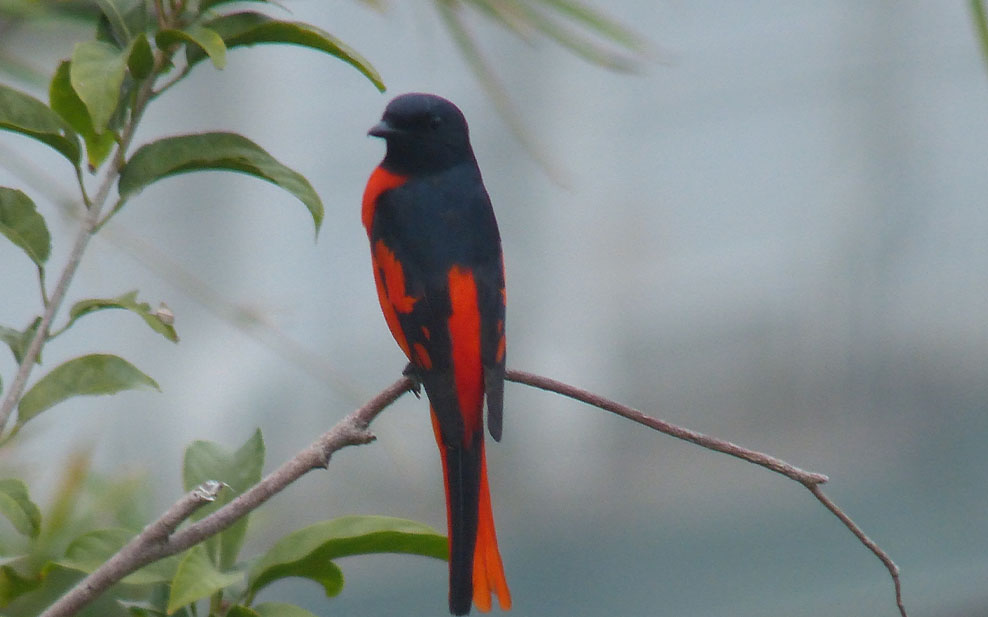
top-left (370, 93), bottom-right (474, 174)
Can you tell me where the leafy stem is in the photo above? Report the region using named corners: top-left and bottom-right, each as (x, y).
top-left (45, 320), bottom-right (72, 341)
top-left (153, 0), bottom-right (169, 31)
top-left (73, 163), bottom-right (92, 209)
top-left (0, 26), bottom-right (178, 435)
top-left (152, 63), bottom-right (191, 98)
top-left (36, 264), bottom-right (49, 309)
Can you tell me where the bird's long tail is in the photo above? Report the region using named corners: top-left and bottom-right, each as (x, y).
top-left (432, 413), bottom-right (512, 614)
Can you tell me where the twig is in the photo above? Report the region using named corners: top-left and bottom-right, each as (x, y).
top-left (505, 370), bottom-right (828, 486)
top-left (504, 369), bottom-right (906, 617)
top-left (37, 376), bottom-right (411, 617)
top-left (39, 371), bottom-right (906, 617)
top-left (0, 208), bottom-right (98, 431)
top-left (808, 484), bottom-right (906, 617)
top-left (38, 483), bottom-right (222, 617)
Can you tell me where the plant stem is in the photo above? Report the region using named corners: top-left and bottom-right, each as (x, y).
top-left (0, 50), bottom-right (170, 435)
top-left (74, 163), bottom-right (92, 209)
top-left (0, 208), bottom-right (98, 432)
top-left (36, 265), bottom-right (49, 308)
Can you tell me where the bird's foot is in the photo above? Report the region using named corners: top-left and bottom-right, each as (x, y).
top-left (402, 363), bottom-right (422, 398)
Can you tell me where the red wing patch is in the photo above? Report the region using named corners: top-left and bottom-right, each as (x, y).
top-left (447, 265), bottom-right (484, 444)
top-left (495, 320), bottom-right (506, 364)
top-left (371, 240), bottom-right (418, 360)
top-left (373, 241), bottom-right (417, 314)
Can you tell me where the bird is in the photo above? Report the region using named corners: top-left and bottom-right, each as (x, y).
top-left (362, 93), bottom-right (511, 615)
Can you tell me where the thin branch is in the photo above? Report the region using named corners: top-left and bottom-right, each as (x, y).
top-left (0, 209), bottom-right (97, 431)
top-left (505, 370), bottom-right (828, 486)
top-left (37, 483), bottom-right (223, 617)
top-left (151, 63), bottom-right (190, 98)
top-left (153, 0), bottom-right (168, 31)
top-left (37, 376), bottom-right (411, 617)
top-left (38, 371), bottom-right (907, 617)
top-left (808, 484), bottom-right (906, 617)
top-left (503, 369), bottom-right (906, 617)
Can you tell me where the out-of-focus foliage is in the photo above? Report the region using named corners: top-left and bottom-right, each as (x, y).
top-left (0, 1), bottom-right (101, 85)
top-left (972, 0), bottom-right (988, 73)
top-left (2, 0), bottom-right (646, 170)
top-left (0, 435), bottom-right (447, 616)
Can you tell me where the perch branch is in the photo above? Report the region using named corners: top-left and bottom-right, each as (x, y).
top-left (37, 376), bottom-right (411, 617)
top-left (40, 370), bottom-right (906, 617)
top-left (503, 369), bottom-right (905, 617)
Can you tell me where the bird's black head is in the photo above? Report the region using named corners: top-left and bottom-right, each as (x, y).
top-left (369, 93), bottom-right (475, 175)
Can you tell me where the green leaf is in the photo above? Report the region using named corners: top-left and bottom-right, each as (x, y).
top-left (192, 12), bottom-right (384, 92)
top-left (50, 60), bottom-right (116, 170)
top-left (127, 33), bottom-right (154, 79)
top-left (0, 317), bottom-right (42, 365)
top-left (158, 24), bottom-right (227, 69)
top-left (183, 429), bottom-right (264, 570)
top-left (0, 83), bottom-right (80, 165)
top-left (67, 290), bottom-right (178, 342)
top-left (120, 592), bottom-right (195, 617)
top-left (227, 606), bottom-right (261, 617)
top-left (0, 479), bottom-right (41, 538)
top-left (119, 603), bottom-right (165, 617)
top-left (167, 545), bottom-right (243, 613)
top-left (0, 187), bottom-right (51, 266)
top-left (254, 603), bottom-right (320, 617)
top-left (248, 516), bottom-right (447, 598)
top-left (96, 13), bottom-right (118, 46)
top-left (96, 0), bottom-right (147, 46)
top-left (0, 564), bottom-right (41, 606)
top-left (70, 40), bottom-right (128, 133)
top-left (59, 528), bottom-right (181, 584)
top-left (201, 0), bottom-right (267, 11)
top-left (118, 132), bottom-right (323, 233)
top-left (17, 354), bottom-right (160, 426)
top-left (119, 600), bottom-right (194, 617)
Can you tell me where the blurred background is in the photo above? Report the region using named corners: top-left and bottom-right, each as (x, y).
top-left (2, 1), bottom-right (987, 616)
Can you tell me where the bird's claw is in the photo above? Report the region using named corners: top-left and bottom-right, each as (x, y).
top-left (402, 363), bottom-right (422, 398)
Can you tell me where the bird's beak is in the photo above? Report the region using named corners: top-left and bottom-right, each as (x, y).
top-left (368, 120), bottom-right (395, 138)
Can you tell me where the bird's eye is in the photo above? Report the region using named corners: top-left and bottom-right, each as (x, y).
top-left (428, 115), bottom-right (443, 129)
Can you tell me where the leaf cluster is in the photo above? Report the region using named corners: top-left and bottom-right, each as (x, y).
top-left (0, 1), bottom-right (441, 615)
top-left (0, 433), bottom-right (446, 617)
top-left (0, 0), bottom-right (386, 441)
